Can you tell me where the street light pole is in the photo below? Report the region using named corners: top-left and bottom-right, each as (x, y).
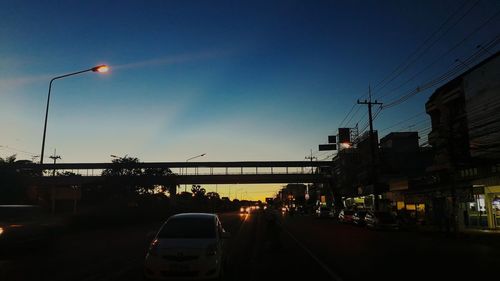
top-left (40, 65), bottom-right (109, 164)
top-left (184, 153), bottom-right (206, 192)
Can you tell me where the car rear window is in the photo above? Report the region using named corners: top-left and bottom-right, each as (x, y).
top-left (158, 217), bottom-right (216, 239)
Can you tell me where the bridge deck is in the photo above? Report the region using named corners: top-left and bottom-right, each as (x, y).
top-left (5, 161), bottom-right (333, 185)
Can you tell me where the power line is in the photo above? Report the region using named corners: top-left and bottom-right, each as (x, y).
top-left (380, 12), bottom-right (500, 105)
top-left (383, 36), bottom-right (500, 110)
top-left (347, 107), bottom-right (366, 128)
top-left (336, 1), bottom-right (495, 141)
top-left (396, 118), bottom-right (431, 132)
top-left (0, 145), bottom-right (40, 157)
top-left (379, 112), bottom-right (427, 133)
top-left (338, 103), bottom-right (357, 128)
top-left (373, 0), bottom-right (478, 97)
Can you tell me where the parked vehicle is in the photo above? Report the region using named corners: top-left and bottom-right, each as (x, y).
top-left (0, 205), bottom-right (59, 256)
top-left (316, 207), bottom-right (334, 218)
top-left (338, 209), bottom-right (355, 223)
top-left (352, 210), bottom-right (368, 226)
top-left (144, 213), bottom-right (230, 280)
top-left (365, 211), bottom-right (400, 230)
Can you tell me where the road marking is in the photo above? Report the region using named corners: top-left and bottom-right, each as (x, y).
top-left (282, 226), bottom-right (345, 281)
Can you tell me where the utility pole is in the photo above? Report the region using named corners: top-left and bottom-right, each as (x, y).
top-left (305, 149), bottom-right (317, 174)
top-left (49, 149), bottom-right (61, 176)
top-left (357, 86), bottom-right (383, 210)
top-left (305, 149), bottom-right (317, 207)
top-left (48, 149), bottom-right (61, 214)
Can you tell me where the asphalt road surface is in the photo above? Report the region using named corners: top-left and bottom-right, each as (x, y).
top-left (1, 210), bottom-right (498, 281)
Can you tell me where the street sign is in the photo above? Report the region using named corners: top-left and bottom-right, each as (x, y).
top-left (473, 185), bottom-right (485, 195)
top-left (328, 135), bottom-right (336, 144)
top-left (319, 144), bottom-right (337, 151)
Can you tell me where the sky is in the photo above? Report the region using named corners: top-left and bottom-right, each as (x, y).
top-left (1, 0), bottom-right (499, 200)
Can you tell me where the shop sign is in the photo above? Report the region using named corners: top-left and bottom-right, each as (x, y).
top-left (473, 185), bottom-right (485, 195)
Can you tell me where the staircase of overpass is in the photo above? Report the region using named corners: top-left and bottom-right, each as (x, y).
top-left (13, 161), bottom-right (334, 186)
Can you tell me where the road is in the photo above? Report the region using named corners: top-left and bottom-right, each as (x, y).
top-left (1, 211), bottom-right (498, 280)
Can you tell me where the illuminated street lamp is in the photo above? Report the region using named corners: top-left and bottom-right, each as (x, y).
top-left (40, 65), bottom-right (109, 164)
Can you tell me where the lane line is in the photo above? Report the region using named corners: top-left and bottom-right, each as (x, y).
top-left (281, 225), bottom-right (345, 281)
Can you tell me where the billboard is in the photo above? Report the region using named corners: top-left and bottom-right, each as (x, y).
top-left (319, 144), bottom-right (337, 151)
top-left (338, 128), bottom-right (351, 143)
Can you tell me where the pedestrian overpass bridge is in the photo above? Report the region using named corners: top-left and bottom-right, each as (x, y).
top-left (15, 161), bottom-right (334, 186)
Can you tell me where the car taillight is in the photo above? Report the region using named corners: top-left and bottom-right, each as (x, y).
top-left (148, 238), bottom-right (160, 256)
top-left (206, 243), bottom-right (218, 256)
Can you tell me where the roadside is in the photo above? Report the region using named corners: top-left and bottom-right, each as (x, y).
top-left (282, 214), bottom-right (500, 280)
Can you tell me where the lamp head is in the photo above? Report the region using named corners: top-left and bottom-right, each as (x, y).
top-left (92, 65), bottom-right (109, 73)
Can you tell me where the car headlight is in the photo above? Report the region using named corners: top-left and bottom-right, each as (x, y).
top-left (0, 227), bottom-right (3, 236)
top-left (148, 238), bottom-right (160, 256)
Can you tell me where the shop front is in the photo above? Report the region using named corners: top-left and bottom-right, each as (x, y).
top-left (462, 185), bottom-right (500, 229)
top-left (460, 186), bottom-right (488, 229)
top-left (485, 185), bottom-right (500, 229)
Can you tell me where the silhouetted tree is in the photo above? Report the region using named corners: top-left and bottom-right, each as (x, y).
top-left (191, 185), bottom-right (206, 198)
top-left (143, 167), bottom-right (176, 196)
top-left (102, 156), bottom-right (142, 177)
top-left (100, 155), bottom-right (176, 200)
top-left (0, 155), bottom-right (38, 204)
top-left (0, 154), bottom-right (17, 164)
top-left (206, 192), bottom-right (220, 200)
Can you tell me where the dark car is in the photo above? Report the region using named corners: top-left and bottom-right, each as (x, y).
top-left (365, 211), bottom-right (400, 230)
top-left (0, 205), bottom-right (60, 256)
top-left (352, 210), bottom-right (368, 226)
top-left (338, 209), bottom-right (355, 223)
top-left (316, 207), bottom-right (334, 218)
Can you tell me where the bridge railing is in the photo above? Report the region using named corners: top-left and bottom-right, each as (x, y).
top-left (4, 161), bottom-right (333, 177)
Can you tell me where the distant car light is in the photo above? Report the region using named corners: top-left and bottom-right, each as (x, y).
top-left (240, 207), bottom-right (245, 213)
top-left (0, 227), bottom-right (3, 236)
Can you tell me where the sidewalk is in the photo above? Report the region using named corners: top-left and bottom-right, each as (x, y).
top-left (409, 223), bottom-right (500, 244)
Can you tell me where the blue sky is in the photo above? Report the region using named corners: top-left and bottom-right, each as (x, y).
top-left (1, 0), bottom-right (499, 199)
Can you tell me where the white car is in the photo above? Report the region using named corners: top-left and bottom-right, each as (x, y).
top-left (144, 213), bottom-right (230, 280)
